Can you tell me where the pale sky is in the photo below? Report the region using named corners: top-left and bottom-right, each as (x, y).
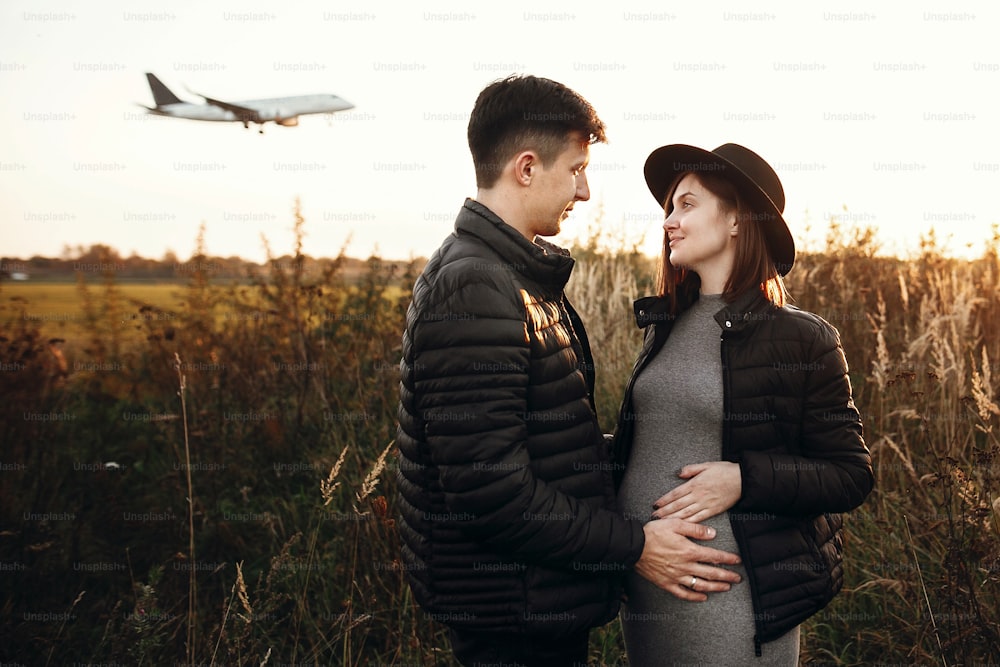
top-left (2, 0), bottom-right (998, 263)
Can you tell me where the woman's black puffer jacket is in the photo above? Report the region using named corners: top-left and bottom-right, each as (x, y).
top-left (613, 288), bottom-right (874, 652)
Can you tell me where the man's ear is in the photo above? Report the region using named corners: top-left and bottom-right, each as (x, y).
top-left (512, 150), bottom-right (537, 187)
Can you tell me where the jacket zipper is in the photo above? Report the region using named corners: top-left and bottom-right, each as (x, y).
top-left (721, 330), bottom-right (764, 658)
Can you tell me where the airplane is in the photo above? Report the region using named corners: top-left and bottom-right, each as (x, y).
top-left (141, 72), bottom-right (354, 133)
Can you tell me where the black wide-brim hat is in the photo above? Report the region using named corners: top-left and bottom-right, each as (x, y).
top-left (644, 143), bottom-right (795, 276)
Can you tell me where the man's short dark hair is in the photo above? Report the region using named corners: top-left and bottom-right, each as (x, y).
top-left (467, 75), bottom-right (607, 188)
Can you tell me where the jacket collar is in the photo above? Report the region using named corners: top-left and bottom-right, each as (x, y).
top-left (633, 295), bottom-right (675, 329)
top-left (456, 199), bottom-right (575, 289)
top-left (633, 288), bottom-right (773, 332)
top-left (713, 289), bottom-right (773, 333)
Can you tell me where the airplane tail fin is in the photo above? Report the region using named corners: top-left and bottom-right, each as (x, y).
top-left (145, 73), bottom-right (183, 107)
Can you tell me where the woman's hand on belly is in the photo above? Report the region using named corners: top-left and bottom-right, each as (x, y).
top-left (651, 462), bottom-right (742, 523)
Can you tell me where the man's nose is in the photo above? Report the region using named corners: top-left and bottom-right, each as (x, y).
top-left (575, 172), bottom-right (590, 201)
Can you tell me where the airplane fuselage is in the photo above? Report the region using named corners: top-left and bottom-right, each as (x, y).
top-left (149, 94), bottom-right (353, 124)
top-left (142, 74), bottom-right (354, 129)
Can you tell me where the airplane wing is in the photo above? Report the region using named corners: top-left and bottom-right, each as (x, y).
top-left (195, 93), bottom-right (261, 122)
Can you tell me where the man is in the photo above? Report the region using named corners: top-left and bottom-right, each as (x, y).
top-left (396, 75), bottom-right (742, 667)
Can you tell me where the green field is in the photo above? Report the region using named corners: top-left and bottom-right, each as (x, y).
top-left (0, 279), bottom-right (355, 343)
top-left (2, 282), bottom-right (187, 335)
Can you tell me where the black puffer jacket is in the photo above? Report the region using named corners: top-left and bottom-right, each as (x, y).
top-left (613, 288), bottom-right (874, 653)
top-left (397, 199), bottom-right (645, 638)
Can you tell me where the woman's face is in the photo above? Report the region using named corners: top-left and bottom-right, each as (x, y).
top-left (663, 173), bottom-right (738, 290)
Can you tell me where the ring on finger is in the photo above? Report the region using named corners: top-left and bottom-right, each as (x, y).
top-left (690, 576), bottom-right (697, 589)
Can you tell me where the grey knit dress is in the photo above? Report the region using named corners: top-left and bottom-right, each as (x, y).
top-left (618, 294), bottom-right (800, 665)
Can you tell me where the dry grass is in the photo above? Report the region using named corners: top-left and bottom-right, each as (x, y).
top-left (3, 210), bottom-right (999, 664)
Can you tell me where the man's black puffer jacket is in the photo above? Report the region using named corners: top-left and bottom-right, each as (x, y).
top-left (397, 199), bottom-right (645, 638)
top-left (613, 288), bottom-right (874, 653)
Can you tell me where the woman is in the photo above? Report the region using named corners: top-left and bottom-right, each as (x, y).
top-left (613, 143), bottom-right (874, 664)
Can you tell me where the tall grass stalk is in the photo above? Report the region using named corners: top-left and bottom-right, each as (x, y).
top-left (175, 352), bottom-right (197, 663)
top-left (904, 514), bottom-right (946, 666)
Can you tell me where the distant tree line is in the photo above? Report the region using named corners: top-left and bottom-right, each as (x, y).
top-left (0, 244), bottom-right (421, 283)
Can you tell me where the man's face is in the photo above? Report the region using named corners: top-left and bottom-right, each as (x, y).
top-left (525, 133), bottom-right (591, 238)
